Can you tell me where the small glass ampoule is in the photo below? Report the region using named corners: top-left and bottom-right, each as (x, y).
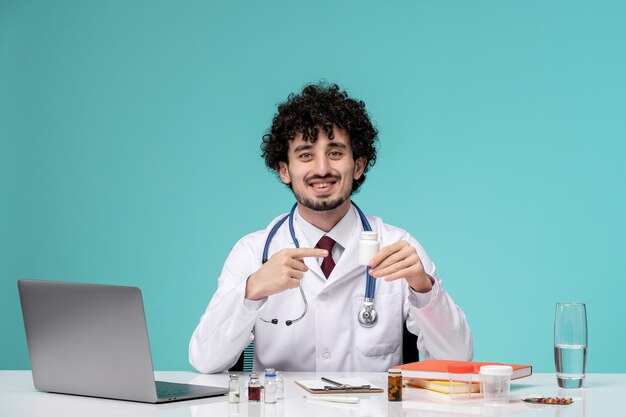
top-left (228, 374), bottom-right (240, 403)
top-left (248, 373), bottom-right (261, 402)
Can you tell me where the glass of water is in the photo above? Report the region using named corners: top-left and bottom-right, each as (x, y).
top-left (554, 302), bottom-right (587, 389)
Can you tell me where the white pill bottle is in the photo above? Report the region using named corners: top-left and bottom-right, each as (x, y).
top-left (358, 231), bottom-right (380, 266)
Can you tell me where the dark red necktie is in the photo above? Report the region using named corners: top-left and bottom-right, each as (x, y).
top-left (316, 236), bottom-right (336, 278)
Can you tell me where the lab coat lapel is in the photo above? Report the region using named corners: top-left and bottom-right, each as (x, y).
top-left (327, 229), bottom-right (364, 285)
top-left (305, 255), bottom-right (326, 282)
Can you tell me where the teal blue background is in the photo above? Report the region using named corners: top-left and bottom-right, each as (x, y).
top-left (2, 0), bottom-right (625, 372)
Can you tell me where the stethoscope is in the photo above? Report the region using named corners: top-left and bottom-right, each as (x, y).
top-left (259, 202), bottom-right (378, 328)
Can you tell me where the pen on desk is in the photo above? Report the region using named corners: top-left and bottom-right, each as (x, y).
top-left (303, 395), bottom-right (360, 404)
top-left (320, 377), bottom-right (371, 390)
top-left (321, 377), bottom-right (344, 386)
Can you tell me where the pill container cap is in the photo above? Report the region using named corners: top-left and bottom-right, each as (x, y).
top-left (388, 369), bottom-right (402, 374)
top-left (361, 231), bottom-right (378, 240)
top-left (479, 365), bottom-right (513, 376)
top-left (447, 364), bottom-right (474, 374)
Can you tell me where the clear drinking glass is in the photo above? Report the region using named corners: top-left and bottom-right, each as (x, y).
top-left (554, 302), bottom-right (587, 389)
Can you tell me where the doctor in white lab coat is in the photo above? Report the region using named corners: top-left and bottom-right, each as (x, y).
top-left (189, 83), bottom-right (473, 373)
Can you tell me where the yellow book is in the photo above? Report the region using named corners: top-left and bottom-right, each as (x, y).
top-left (406, 378), bottom-right (481, 394)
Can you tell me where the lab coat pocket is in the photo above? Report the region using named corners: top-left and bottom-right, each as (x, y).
top-left (353, 293), bottom-right (403, 357)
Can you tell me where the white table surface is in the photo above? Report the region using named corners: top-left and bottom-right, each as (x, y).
top-left (0, 370), bottom-right (617, 417)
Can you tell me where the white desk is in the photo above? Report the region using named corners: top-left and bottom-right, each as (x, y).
top-left (0, 371), bottom-right (619, 416)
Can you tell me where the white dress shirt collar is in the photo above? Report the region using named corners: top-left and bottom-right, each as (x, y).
top-left (294, 203), bottom-right (358, 254)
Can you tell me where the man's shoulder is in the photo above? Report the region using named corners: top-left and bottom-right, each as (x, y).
top-left (366, 214), bottom-right (412, 239)
top-left (233, 213), bottom-right (291, 247)
top-left (222, 213), bottom-right (290, 267)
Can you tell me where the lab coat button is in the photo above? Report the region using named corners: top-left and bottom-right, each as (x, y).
top-left (322, 352), bottom-right (332, 359)
top-left (318, 293), bottom-right (328, 301)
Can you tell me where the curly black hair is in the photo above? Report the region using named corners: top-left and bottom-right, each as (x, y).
top-left (261, 82), bottom-right (378, 193)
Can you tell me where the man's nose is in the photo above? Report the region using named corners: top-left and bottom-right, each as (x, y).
top-left (312, 155), bottom-right (331, 175)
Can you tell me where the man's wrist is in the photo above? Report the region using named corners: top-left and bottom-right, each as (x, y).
top-left (409, 274), bottom-right (434, 293)
top-left (245, 274), bottom-right (263, 301)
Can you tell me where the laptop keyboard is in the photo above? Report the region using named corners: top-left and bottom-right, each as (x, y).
top-left (156, 381), bottom-right (193, 398)
top-left (157, 387), bottom-right (192, 397)
top-left (155, 380), bottom-right (228, 401)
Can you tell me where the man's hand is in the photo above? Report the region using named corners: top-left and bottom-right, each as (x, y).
top-left (369, 241), bottom-right (432, 293)
top-left (245, 248), bottom-right (328, 300)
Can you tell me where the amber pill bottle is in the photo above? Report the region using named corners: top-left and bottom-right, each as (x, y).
top-left (388, 369), bottom-right (403, 401)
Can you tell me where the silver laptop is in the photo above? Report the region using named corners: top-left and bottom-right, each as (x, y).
top-left (18, 279), bottom-right (228, 403)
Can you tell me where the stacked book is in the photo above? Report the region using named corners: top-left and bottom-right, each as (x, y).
top-left (392, 360), bottom-right (532, 394)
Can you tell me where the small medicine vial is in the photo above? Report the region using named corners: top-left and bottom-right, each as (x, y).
top-left (388, 369), bottom-right (403, 401)
top-left (248, 373), bottom-right (261, 402)
top-left (264, 370), bottom-right (277, 404)
top-left (359, 231), bottom-right (379, 266)
top-left (228, 374), bottom-right (240, 403)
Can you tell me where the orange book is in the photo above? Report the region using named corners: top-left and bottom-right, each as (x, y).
top-left (393, 359), bottom-right (532, 381)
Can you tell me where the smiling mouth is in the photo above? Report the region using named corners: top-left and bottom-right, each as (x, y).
top-left (312, 182), bottom-right (334, 188)
top-left (308, 178), bottom-right (338, 194)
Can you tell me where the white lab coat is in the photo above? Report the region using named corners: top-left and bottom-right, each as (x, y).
top-left (189, 206), bottom-right (472, 373)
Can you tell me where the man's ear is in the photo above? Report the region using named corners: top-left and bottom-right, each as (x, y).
top-left (353, 157), bottom-right (367, 180)
top-left (277, 162), bottom-right (291, 185)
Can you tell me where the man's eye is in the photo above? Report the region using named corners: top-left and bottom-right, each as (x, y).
top-left (299, 153), bottom-right (313, 160)
top-left (329, 151), bottom-right (343, 158)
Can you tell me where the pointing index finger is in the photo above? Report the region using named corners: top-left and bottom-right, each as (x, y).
top-left (288, 247), bottom-right (329, 259)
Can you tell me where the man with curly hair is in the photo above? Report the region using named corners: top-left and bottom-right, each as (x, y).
top-left (190, 83), bottom-right (472, 373)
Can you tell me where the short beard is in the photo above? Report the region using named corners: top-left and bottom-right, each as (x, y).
top-left (298, 195), bottom-right (347, 212)
top-left (290, 173), bottom-right (352, 212)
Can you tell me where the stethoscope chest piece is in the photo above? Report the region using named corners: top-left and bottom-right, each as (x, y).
top-left (357, 299), bottom-right (378, 328)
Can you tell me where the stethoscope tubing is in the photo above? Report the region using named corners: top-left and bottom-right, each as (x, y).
top-left (260, 202), bottom-right (376, 326)
top-left (352, 202), bottom-right (376, 300)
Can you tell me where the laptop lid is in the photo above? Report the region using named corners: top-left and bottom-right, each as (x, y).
top-left (18, 280), bottom-right (226, 403)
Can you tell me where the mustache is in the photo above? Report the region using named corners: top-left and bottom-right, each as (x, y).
top-left (305, 174), bottom-right (341, 182)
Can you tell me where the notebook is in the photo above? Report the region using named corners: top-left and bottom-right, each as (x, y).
top-left (405, 378), bottom-right (481, 394)
top-left (18, 279), bottom-right (228, 403)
